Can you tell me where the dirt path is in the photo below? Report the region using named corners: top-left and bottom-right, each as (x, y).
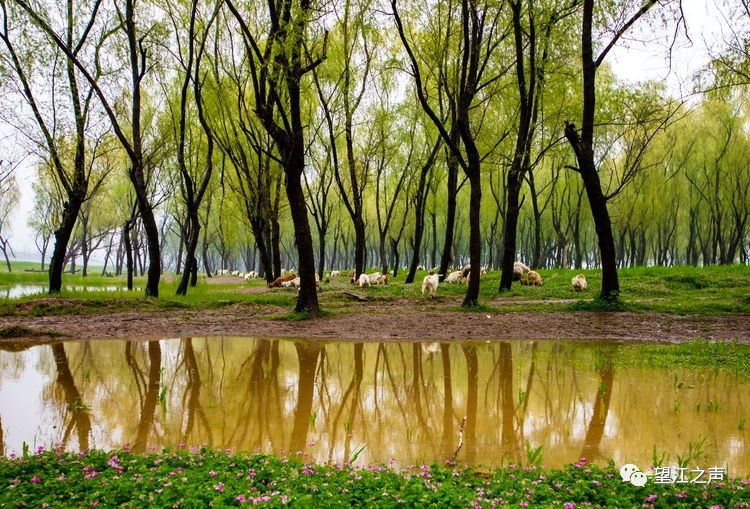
top-left (1, 300), bottom-right (749, 343)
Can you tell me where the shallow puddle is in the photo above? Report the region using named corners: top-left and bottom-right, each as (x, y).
top-left (0, 338), bottom-right (747, 476)
top-left (0, 285), bottom-right (140, 298)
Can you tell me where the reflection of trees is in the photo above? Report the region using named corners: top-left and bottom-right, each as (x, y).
top-left (581, 347), bottom-right (615, 461)
top-left (132, 341), bottom-right (161, 452)
top-left (462, 345), bottom-right (478, 464)
top-left (290, 342), bottom-right (322, 454)
top-left (51, 342), bottom-right (91, 451)
top-left (326, 343), bottom-right (364, 463)
top-left (440, 343), bottom-right (454, 456)
top-left (232, 339), bottom-right (284, 452)
top-left (179, 338), bottom-right (211, 445)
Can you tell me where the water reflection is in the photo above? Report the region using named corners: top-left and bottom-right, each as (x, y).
top-left (0, 338), bottom-right (747, 475)
top-left (0, 285), bottom-right (141, 299)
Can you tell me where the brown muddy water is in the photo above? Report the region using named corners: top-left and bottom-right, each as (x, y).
top-left (0, 338), bottom-right (747, 475)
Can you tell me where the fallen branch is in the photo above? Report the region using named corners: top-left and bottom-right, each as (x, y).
top-left (341, 290), bottom-right (368, 302)
top-left (451, 416), bottom-right (467, 463)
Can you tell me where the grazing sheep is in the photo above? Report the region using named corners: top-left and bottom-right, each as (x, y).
top-left (231, 270), bottom-right (240, 277)
top-left (367, 272), bottom-right (383, 285)
top-left (282, 277), bottom-right (300, 288)
top-left (268, 273), bottom-right (296, 288)
top-left (445, 270), bottom-right (465, 284)
top-left (368, 272), bottom-right (388, 285)
top-left (521, 270), bottom-right (543, 286)
top-left (572, 274), bottom-right (587, 291)
top-left (422, 273), bottom-right (440, 297)
top-left (513, 262), bottom-right (530, 281)
top-left (356, 273), bottom-right (370, 288)
top-left (244, 271), bottom-right (257, 280)
top-left (330, 270), bottom-right (341, 278)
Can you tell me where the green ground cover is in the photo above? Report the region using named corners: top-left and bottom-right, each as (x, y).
top-left (1, 263), bottom-right (749, 316)
top-left (0, 448), bottom-right (747, 508)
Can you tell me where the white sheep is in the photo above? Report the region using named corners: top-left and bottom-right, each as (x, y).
top-left (572, 274), bottom-right (587, 291)
top-left (367, 272), bottom-right (383, 285)
top-left (330, 270), bottom-right (341, 277)
top-left (422, 273), bottom-right (440, 297)
top-left (357, 273), bottom-right (370, 287)
top-left (445, 270), bottom-right (464, 284)
top-left (513, 262), bottom-right (530, 281)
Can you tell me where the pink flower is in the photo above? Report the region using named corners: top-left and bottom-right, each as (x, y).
top-left (645, 495), bottom-right (657, 503)
top-left (209, 470), bottom-right (218, 477)
top-left (214, 482), bottom-right (224, 493)
top-left (30, 476), bottom-right (41, 484)
top-left (564, 503), bottom-right (576, 509)
top-left (236, 495), bottom-right (246, 503)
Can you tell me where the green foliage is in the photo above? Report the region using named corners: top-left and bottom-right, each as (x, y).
top-left (1, 264), bottom-right (749, 317)
top-left (0, 449), bottom-right (746, 508)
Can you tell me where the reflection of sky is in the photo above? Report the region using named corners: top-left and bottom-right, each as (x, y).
top-left (0, 285), bottom-right (142, 299)
top-left (0, 348), bottom-right (50, 455)
top-left (0, 338), bottom-right (747, 475)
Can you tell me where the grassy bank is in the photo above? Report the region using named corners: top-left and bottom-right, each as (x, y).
top-left (1, 263), bottom-right (749, 317)
top-left (1, 448), bottom-right (747, 508)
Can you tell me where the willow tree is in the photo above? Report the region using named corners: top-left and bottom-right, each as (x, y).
top-left (311, 0), bottom-right (374, 278)
top-left (1, 0), bottom-right (110, 291)
top-left (499, 0), bottom-right (577, 290)
top-left (393, 0), bottom-right (509, 306)
top-left (563, 0), bottom-right (683, 300)
top-left (160, 0), bottom-right (220, 295)
top-left (14, 0), bottom-right (165, 296)
top-left (225, 0), bottom-right (325, 315)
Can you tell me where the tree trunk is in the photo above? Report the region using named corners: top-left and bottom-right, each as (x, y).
top-left (49, 198), bottom-right (83, 293)
top-left (463, 171), bottom-right (482, 306)
top-left (438, 142), bottom-right (459, 279)
top-left (285, 130), bottom-right (320, 315)
top-left (317, 229), bottom-right (326, 280)
top-left (176, 212), bottom-right (200, 295)
top-left (124, 221), bottom-right (135, 291)
top-left (499, 175), bottom-right (522, 291)
top-left (564, 0), bottom-right (619, 299)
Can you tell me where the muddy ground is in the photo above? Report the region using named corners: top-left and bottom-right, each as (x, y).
top-left (1, 297), bottom-right (749, 343)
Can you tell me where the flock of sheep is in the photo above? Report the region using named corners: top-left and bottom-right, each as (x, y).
top-left (220, 262), bottom-right (590, 298)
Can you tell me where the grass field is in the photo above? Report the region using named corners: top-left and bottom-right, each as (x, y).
top-left (1, 262), bottom-right (749, 316)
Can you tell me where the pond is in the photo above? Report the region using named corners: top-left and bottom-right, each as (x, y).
top-left (0, 338), bottom-right (747, 475)
top-left (0, 285), bottom-right (140, 298)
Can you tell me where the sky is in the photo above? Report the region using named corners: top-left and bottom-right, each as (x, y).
top-left (0, 0), bottom-right (737, 264)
